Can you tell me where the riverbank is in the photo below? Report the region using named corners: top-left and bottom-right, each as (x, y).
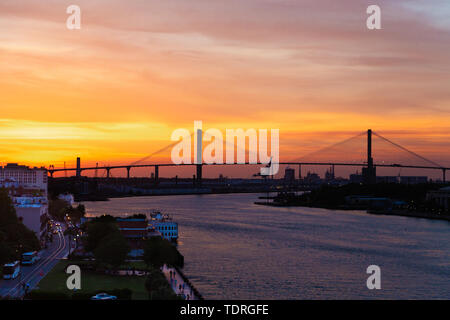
top-left (255, 201), bottom-right (450, 222)
top-left (367, 209), bottom-right (450, 222)
top-left (76, 188), bottom-right (283, 202)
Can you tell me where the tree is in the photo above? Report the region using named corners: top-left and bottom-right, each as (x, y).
top-left (93, 232), bottom-right (130, 269)
top-left (0, 188), bottom-right (40, 262)
top-left (85, 221), bottom-right (120, 252)
top-left (143, 237), bottom-right (180, 269)
top-left (144, 267), bottom-right (180, 300)
top-left (0, 188), bottom-right (17, 226)
top-left (0, 241), bottom-right (14, 265)
top-left (48, 199), bottom-right (69, 221)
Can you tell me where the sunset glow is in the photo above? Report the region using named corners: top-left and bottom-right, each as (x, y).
top-left (1, 0), bottom-right (450, 174)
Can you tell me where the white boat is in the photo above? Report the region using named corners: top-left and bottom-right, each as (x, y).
top-left (148, 211), bottom-right (179, 242)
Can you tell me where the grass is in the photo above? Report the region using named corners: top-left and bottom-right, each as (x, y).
top-left (36, 260), bottom-right (149, 300)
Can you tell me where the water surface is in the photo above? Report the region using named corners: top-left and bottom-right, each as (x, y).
top-left (83, 193), bottom-right (450, 299)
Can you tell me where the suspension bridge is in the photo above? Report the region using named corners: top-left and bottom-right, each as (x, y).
top-left (47, 129), bottom-right (449, 183)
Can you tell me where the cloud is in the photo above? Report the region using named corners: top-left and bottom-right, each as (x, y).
top-left (0, 0), bottom-right (449, 168)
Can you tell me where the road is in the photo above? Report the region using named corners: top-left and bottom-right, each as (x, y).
top-left (0, 230), bottom-right (70, 299)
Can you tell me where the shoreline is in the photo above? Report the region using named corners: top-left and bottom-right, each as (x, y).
top-left (255, 201), bottom-right (450, 222)
top-left (367, 209), bottom-right (450, 222)
top-left (76, 189), bottom-right (279, 202)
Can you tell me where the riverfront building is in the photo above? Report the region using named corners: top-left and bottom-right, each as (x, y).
top-left (0, 163), bottom-right (48, 196)
top-left (148, 212), bottom-right (179, 242)
top-left (0, 163), bottom-right (49, 243)
top-left (427, 186), bottom-right (450, 210)
top-left (14, 196), bottom-right (48, 240)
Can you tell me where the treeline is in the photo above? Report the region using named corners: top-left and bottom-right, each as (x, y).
top-left (81, 215), bottom-right (183, 269)
top-left (0, 188), bottom-right (40, 265)
top-left (48, 198), bottom-right (85, 222)
top-left (298, 183), bottom-right (442, 208)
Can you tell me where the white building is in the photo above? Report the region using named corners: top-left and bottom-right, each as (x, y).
top-left (58, 193), bottom-right (74, 206)
top-left (0, 163), bottom-right (48, 196)
top-left (427, 186), bottom-right (450, 210)
top-left (14, 196), bottom-right (48, 239)
top-left (0, 163), bottom-right (49, 242)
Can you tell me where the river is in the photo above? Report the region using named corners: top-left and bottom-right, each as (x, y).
top-left (82, 193), bottom-right (450, 299)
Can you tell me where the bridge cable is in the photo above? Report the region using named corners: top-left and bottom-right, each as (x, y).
top-left (291, 131), bottom-right (366, 163)
top-left (372, 132), bottom-right (443, 168)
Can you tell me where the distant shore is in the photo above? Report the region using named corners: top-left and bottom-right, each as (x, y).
top-left (255, 201), bottom-right (450, 222)
top-left (367, 209), bottom-right (450, 222)
top-left (75, 189), bottom-right (278, 202)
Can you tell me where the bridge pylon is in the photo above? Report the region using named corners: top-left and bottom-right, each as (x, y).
top-left (196, 164), bottom-right (202, 186)
top-left (76, 157), bottom-right (81, 178)
top-left (154, 165), bottom-right (159, 185)
top-left (363, 129), bottom-right (376, 184)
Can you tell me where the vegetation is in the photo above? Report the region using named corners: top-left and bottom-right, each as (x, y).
top-left (34, 213), bottom-right (185, 300)
top-left (145, 267), bottom-right (181, 300)
top-left (123, 213), bottom-right (146, 220)
top-left (48, 198), bottom-right (85, 222)
top-left (84, 216), bottom-right (119, 252)
top-left (32, 260), bottom-right (153, 300)
top-left (143, 237), bottom-right (184, 269)
top-left (83, 215), bottom-right (129, 268)
top-left (294, 183), bottom-right (443, 208)
top-left (94, 232), bottom-right (130, 269)
top-left (0, 188), bottom-right (40, 265)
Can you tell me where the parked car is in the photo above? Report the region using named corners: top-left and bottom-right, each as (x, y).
top-left (90, 293), bottom-right (117, 300)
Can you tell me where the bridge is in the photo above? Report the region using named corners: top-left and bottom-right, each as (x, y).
top-left (47, 129), bottom-right (449, 183)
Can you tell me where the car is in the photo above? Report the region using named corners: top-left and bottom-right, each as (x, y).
top-left (90, 293), bottom-right (117, 300)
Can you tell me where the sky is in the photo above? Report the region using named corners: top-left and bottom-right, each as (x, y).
top-left (1, 0), bottom-right (450, 178)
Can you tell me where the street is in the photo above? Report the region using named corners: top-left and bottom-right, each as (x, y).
top-left (0, 230), bottom-right (70, 299)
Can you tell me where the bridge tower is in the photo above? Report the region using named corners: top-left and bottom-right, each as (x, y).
top-left (76, 157), bottom-right (81, 178)
top-left (196, 164), bottom-right (202, 186)
top-left (363, 129), bottom-right (376, 184)
top-left (154, 165), bottom-right (159, 185)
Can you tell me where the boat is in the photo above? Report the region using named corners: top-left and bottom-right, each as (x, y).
top-left (148, 211), bottom-right (179, 242)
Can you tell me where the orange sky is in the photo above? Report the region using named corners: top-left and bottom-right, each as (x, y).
top-left (1, 0), bottom-right (450, 177)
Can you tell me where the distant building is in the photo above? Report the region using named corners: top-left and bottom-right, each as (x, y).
top-left (350, 172), bottom-right (428, 185)
top-left (325, 166), bottom-right (335, 182)
top-left (14, 196), bottom-right (48, 240)
top-left (427, 187), bottom-right (450, 210)
top-left (400, 176), bottom-right (428, 184)
top-left (349, 172), bottom-right (364, 184)
top-left (376, 176), bottom-right (398, 184)
top-left (345, 195), bottom-right (392, 210)
top-left (303, 172), bottom-right (321, 184)
top-left (284, 168), bottom-right (295, 183)
top-left (117, 216), bottom-right (149, 257)
top-left (0, 164), bottom-right (49, 243)
top-left (117, 217), bottom-right (148, 239)
top-left (0, 163), bottom-right (48, 196)
top-left (58, 193), bottom-right (75, 206)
